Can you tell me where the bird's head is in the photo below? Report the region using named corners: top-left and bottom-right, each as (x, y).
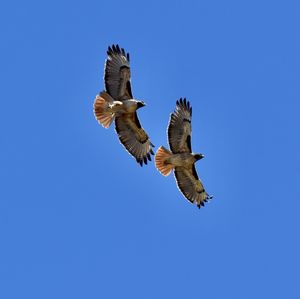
top-left (194, 153), bottom-right (204, 161)
top-left (136, 101), bottom-right (146, 109)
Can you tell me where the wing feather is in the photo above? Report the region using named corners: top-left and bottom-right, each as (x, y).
top-left (115, 113), bottom-right (154, 166)
top-left (174, 166), bottom-right (212, 208)
top-left (104, 44), bottom-right (133, 100)
top-left (168, 98), bottom-right (192, 153)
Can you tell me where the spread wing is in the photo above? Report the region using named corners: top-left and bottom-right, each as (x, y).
top-left (174, 165), bottom-right (212, 208)
top-left (168, 98), bottom-right (192, 154)
top-left (104, 44), bottom-right (133, 100)
top-left (115, 113), bottom-right (154, 166)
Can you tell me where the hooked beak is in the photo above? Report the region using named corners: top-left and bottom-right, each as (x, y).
top-left (194, 154), bottom-right (204, 160)
top-left (137, 101), bottom-right (146, 109)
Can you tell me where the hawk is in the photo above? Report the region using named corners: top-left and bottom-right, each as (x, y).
top-left (155, 98), bottom-right (212, 208)
top-left (93, 44), bottom-right (154, 166)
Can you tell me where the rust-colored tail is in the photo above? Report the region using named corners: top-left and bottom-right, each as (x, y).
top-left (93, 91), bottom-right (114, 128)
top-left (155, 146), bottom-right (174, 176)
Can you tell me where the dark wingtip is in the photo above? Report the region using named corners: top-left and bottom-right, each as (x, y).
top-left (136, 152), bottom-right (153, 167)
top-left (143, 156), bottom-right (148, 165)
top-left (177, 98), bottom-right (190, 110)
top-left (136, 157), bottom-right (142, 166)
top-left (197, 201), bottom-right (205, 209)
top-left (107, 44), bottom-right (121, 55)
top-left (107, 44), bottom-right (129, 61)
top-left (176, 97), bottom-right (192, 113)
top-left (107, 46), bottom-right (112, 55)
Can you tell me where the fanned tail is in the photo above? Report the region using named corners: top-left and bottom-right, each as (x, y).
top-left (93, 91), bottom-right (115, 128)
top-left (155, 146), bottom-right (174, 176)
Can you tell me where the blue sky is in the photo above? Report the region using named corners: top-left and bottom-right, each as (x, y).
top-left (0, 0), bottom-right (299, 298)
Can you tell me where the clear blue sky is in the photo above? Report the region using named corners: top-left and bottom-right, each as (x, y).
top-left (0, 1), bottom-right (299, 298)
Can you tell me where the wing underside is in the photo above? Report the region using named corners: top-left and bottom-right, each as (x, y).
top-left (115, 113), bottom-right (154, 166)
top-left (168, 98), bottom-right (192, 153)
top-left (174, 166), bottom-right (212, 208)
top-left (104, 44), bottom-right (133, 100)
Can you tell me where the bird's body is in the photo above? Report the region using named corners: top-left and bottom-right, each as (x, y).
top-left (163, 152), bottom-right (197, 168)
top-left (121, 99), bottom-right (143, 113)
top-left (93, 44), bottom-right (154, 165)
top-left (155, 98), bottom-right (212, 208)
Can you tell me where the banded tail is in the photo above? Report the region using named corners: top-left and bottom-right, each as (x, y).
top-left (155, 146), bottom-right (174, 176)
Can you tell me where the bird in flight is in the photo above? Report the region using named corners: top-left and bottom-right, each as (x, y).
top-left (155, 98), bottom-right (212, 208)
top-left (93, 44), bottom-right (154, 166)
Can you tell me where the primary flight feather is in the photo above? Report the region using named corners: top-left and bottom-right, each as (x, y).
top-left (155, 98), bottom-right (212, 208)
top-left (93, 44), bottom-right (154, 166)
